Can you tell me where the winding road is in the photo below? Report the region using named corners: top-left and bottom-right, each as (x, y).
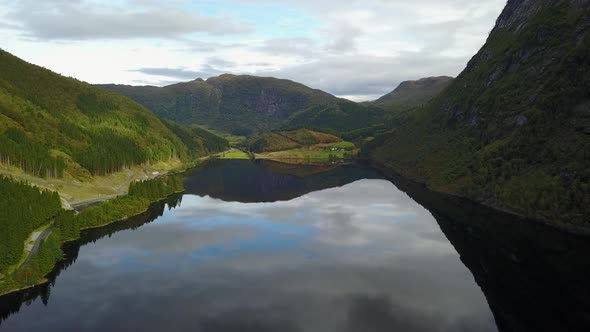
top-left (0, 224), bottom-right (55, 281)
top-left (1, 151), bottom-right (232, 282)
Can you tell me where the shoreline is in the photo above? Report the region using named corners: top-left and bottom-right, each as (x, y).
top-left (3, 157), bottom-right (586, 297)
top-left (0, 190), bottom-right (185, 298)
top-left (366, 159), bottom-right (590, 238)
top-left (0, 151), bottom-right (221, 298)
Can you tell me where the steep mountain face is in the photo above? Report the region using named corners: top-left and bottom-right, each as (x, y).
top-left (101, 75), bottom-right (384, 135)
top-left (373, 76), bottom-right (454, 110)
top-left (0, 50), bottom-right (227, 178)
top-left (369, 0), bottom-right (590, 231)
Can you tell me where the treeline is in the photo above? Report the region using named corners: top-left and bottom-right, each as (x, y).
top-left (0, 128), bottom-right (66, 178)
top-left (0, 176), bottom-right (62, 272)
top-left (163, 120), bottom-right (229, 158)
top-left (0, 232), bottom-right (64, 295)
top-left (0, 173), bottom-right (185, 295)
top-left (64, 174), bottom-right (184, 231)
top-left (0, 49), bottom-right (229, 180)
top-left (128, 175), bottom-right (184, 201)
top-left (74, 129), bottom-right (149, 176)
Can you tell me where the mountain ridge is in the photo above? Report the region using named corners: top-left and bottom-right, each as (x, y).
top-left (0, 49), bottom-right (228, 180)
top-left (100, 74), bottom-right (385, 135)
top-left (368, 0), bottom-right (590, 231)
top-left (373, 76), bottom-right (454, 109)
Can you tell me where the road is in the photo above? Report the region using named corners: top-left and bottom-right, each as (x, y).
top-left (0, 151), bottom-right (232, 281)
top-left (69, 195), bottom-right (118, 212)
top-left (69, 170), bottom-right (136, 211)
top-left (0, 224), bottom-right (55, 281)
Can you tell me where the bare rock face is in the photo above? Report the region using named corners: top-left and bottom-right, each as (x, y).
top-left (495, 0), bottom-right (544, 31)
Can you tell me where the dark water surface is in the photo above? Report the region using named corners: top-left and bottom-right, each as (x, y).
top-left (1, 160), bottom-right (590, 332)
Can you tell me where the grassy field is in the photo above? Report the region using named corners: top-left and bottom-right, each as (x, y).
top-left (256, 143), bottom-right (358, 164)
top-left (217, 149), bottom-right (251, 160)
top-left (328, 141), bottom-right (356, 150)
top-left (0, 158), bottom-right (197, 206)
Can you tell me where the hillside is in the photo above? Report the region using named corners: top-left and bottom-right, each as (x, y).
top-left (100, 75), bottom-right (385, 135)
top-left (368, 0), bottom-right (590, 231)
top-left (247, 129), bottom-right (343, 153)
top-left (244, 129), bottom-right (357, 163)
top-left (0, 49), bottom-right (228, 182)
top-left (373, 76), bottom-right (454, 110)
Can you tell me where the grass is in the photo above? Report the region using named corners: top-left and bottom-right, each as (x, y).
top-left (252, 134), bottom-right (359, 164)
top-left (0, 158), bottom-right (192, 205)
top-left (256, 145), bottom-right (357, 163)
top-left (328, 141), bottom-right (356, 150)
top-left (218, 149), bottom-right (251, 160)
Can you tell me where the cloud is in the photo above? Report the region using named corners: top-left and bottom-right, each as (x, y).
top-left (0, 0), bottom-right (507, 100)
top-left (4, 0), bottom-right (253, 40)
top-left (130, 67), bottom-right (205, 80)
top-left (232, 0), bottom-right (506, 100)
top-left (131, 62), bottom-right (234, 83)
top-left (0, 21), bottom-right (21, 30)
top-left (258, 38), bottom-right (317, 58)
top-left (257, 51), bottom-right (465, 99)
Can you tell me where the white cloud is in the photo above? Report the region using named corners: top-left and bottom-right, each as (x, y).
top-left (0, 0), bottom-right (507, 100)
top-left (3, 0), bottom-right (253, 40)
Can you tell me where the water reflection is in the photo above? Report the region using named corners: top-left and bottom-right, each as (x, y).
top-left (383, 171), bottom-right (590, 331)
top-left (0, 160), bottom-right (589, 332)
top-left (0, 194), bottom-right (183, 324)
top-left (183, 159), bottom-right (383, 203)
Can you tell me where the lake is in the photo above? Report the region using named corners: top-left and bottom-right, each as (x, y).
top-left (1, 160), bottom-right (589, 331)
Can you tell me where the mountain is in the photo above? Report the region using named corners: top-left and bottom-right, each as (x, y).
top-left (183, 160), bottom-right (383, 203)
top-left (373, 76), bottom-right (454, 110)
top-left (100, 74), bottom-right (385, 135)
top-left (0, 49), bottom-right (228, 179)
top-left (368, 0), bottom-right (590, 232)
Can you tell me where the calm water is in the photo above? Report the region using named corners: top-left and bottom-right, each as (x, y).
top-left (2, 160), bottom-right (590, 331)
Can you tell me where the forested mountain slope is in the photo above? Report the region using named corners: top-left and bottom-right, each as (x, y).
top-left (369, 0), bottom-right (590, 231)
top-left (0, 50), bottom-right (227, 178)
top-left (101, 75), bottom-right (385, 135)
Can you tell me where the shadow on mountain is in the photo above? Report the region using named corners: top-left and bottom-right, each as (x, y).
top-left (183, 159), bottom-right (384, 203)
top-left (381, 170), bottom-right (590, 332)
top-left (0, 194), bottom-right (183, 325)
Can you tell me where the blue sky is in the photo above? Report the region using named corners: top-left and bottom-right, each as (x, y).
top-left (0, 0), bottom-right (506, 101)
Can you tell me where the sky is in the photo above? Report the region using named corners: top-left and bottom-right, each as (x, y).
top-left (0, 0), bottom-right (506, 101)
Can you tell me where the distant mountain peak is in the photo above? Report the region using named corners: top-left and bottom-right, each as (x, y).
top-left (101, 74), bottom-right (383, 135)
top-left (373, 76), bottom-right (454, 109)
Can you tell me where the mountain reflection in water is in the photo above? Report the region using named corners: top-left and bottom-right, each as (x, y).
top-left (0, 160), bottom-right (589, 332)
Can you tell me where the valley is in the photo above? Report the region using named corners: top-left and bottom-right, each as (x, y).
top-left (0, 0), bottom-right (589, 331)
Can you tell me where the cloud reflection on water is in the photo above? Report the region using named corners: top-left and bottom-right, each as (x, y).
top-left (1, 178), bottom-right (497, 332)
